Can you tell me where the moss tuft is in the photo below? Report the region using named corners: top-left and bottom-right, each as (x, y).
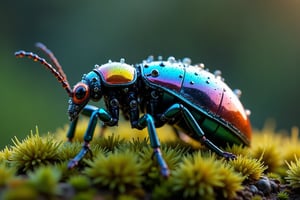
top-left (139, 144), bottom-right (186, 188)
top-left (68, 174), bottom-right (91, 191)
top-left (216, 164), bottom-right (244, 199)
top-left (225, 144), bottom-right (250, 157)
top-left (228, 156), bottom-right (267, 181)
top-left (84, 150), bottom-right (143, 194)
top-left (10, 127), bottom-right (62, 172)
top-left (285, 157), bottom-right (300, 189)
top-left (91, 134), bottom-right (126, 152)
top-left (28, 165), bottom-right (61, 196)
top-left (170, 152), bottom-right (224, 199)
top-left (277, 191), bottom-right (289, 200)
top-left (0, 146), bottom-right (13, 165)
top-left (0, 163), bottom-right (16, 187)
top-left (251, 143), bottom-right (282, 173)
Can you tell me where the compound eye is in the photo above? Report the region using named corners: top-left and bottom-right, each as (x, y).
top-left (72, 83), bottom-right (90, 104)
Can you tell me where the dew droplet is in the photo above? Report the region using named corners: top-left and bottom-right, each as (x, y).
top-left (167, 56), bottom-right (176, 63)
top-left (214, 70), bottom-right (222, 77)
top-left (245, 109), bottom-right (251, 116)
top-left (182, 57), bottom-right (191, 65)
top-left (120, 58), bottom-right (125, 63)
top-left (233, 89), bottom-right (242, 98)
top-left (147, 55), bottom-right (154, 63)
top-left (198, 63), bottom-right (205, 69)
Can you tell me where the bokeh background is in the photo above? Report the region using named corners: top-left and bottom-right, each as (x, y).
top-left (1, 1), bottom-right (300, 148)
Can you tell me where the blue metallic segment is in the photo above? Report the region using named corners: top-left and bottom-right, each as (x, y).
top-left (141, 61), bottom-right (185, 92)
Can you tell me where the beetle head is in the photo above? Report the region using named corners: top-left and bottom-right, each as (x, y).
top-left (68, 71), bottom-right (102, 121)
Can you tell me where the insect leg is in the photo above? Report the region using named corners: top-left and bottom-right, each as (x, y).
top-left (68, 107), bottom-right (113, 168)
top-left (161, 103), bottom-right (236, 159)
top-left (137, 114), bottom-right (170, 178)
top-left (66, 117), bottom-right (78, 142)
top-left (66, 105), bottom-right (99, 142)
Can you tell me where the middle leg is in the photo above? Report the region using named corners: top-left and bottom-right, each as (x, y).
top-left (137, 114), bottom-right (170, 178)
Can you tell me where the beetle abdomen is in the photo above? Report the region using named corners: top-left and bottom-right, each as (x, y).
top-left (140, 57), bottom-right (251, 146)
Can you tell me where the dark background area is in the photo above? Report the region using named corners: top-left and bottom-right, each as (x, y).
top-left (1, 1), bottom-right (300, 148)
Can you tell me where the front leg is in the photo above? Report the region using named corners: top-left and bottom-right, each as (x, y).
top-left (66, 104), bottom-right (100, 142)
top-left (68, 108), bottom-right (114, 168)
top-left (161, 103), bottom-right (236, 159)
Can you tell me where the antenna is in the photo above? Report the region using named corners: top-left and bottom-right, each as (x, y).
top-left (35, 42), bottom-right (70, 88)
top-left (15, 47), bottom-right (73, 96)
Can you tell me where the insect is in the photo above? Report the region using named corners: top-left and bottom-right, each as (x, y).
top-left (15, 43), bottom-right (251, 177)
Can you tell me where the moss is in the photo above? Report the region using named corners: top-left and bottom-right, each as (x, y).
top-left (84, 150), bottom-right (144, 194)
top-left (10, 127), bottom-right (62, 172)
top-left (285, 157), bottom-right (300, 189)
top-left (91, 134), bottom-right (126, 152)
top-left (68, 174), bottom-right (91, 191)
top-left (1, 120), bottom-right (300, 199)
top-left (27, 165), bottom-right (61, 196)
top-left (0, 163), bottom-right (16, 187)
top-left (277, 191), bottom-right (289, 200)
top-left (225, 144), bottom-right (250, 157)
top-left (228, 156), bottom-right (267, 181)
top-left (251, 194), bottom-right (263, 200)
top-left (1, 182), bottom-right (38, 200)
top-left (216, 164), bottom-right (244, 199)
top-left (0, 146), bottom-right (13, 165)
top-left (169, 152), bottom-right (224, 199)
top-left (251, 143), bottom-right (282, 173)
top-left (139, 144), bottom-right (187, 188)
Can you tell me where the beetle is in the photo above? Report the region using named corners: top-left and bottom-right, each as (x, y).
top-left (15, 43), bottom-right (251, 177)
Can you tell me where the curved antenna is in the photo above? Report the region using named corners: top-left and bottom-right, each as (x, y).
top-left (15, 50), bottom-right (73, 96)
top-left (35, 42), bottom-right (69, 86)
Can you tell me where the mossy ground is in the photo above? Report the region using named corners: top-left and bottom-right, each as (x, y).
top-left (0, 119), bottom-right (300, 200)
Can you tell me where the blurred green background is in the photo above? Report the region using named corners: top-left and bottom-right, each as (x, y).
top-left (1, 1), bottom-right (300, 148)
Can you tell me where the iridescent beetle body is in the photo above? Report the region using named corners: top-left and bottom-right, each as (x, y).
top-left (15, 43), bottom-right (251, 177)
top-left (140, 59), bottom-right (251, 147)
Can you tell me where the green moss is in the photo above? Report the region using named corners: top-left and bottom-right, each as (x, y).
top-left (68, 174), bottom-right (91, 191)
top-left (170, 152), bottom-right (224, 199)
top-left (28, 165), bottom-right (61, 196)
top-left (1, 182), bottom-right (38, 200)
top-left (285, 157), bottom-right (300, 189)
top-left (277, 191), bottom-right (289, 200)
top-left (228, 156), bottom-right (267, 181)
top-left (0, 163), bottom-right (16, 187)
top-left (139, 144), bottom-right (187, 188)
top-left (225, 144), bottom-right (250, 157)
top-left (91, 134), bottom-right (126, 152)
top-left (10, 127), bottom-right (62, 172)
top-left (0, 146), bottom-right (13, 165)
top-left (1, 121), bottom-right (300, 199)
top-left (215, 164), bottom-right (244, 199)
top-left (84, 150), bottom-right (144, 194)
top-left (251, 143), bottom-right (282, 173)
